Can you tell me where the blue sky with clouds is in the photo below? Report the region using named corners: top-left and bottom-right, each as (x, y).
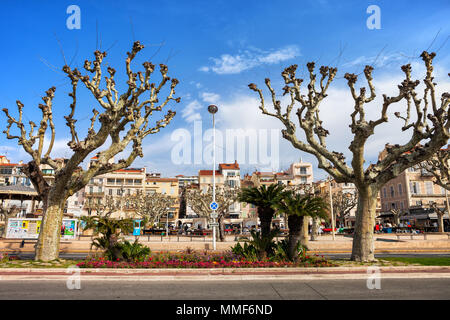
top-left (0, 0), bottom-right (449, 180)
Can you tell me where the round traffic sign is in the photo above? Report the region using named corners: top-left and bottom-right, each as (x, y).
top-left (210, 201), bottom-right (219, 210)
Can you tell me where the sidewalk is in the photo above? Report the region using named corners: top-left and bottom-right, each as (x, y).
top-left (1, 266), bottom-right (450, 281)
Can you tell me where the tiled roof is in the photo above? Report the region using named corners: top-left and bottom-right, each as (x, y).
top-left (219, 161), bottom-right (240, 170)
top-left (199, 170), bottom-right (223, 176)
top-left (114, 168), bottom-right (144, 173)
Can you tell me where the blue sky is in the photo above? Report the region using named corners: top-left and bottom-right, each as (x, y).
top-left (0, 0), bottom-right (449, 180)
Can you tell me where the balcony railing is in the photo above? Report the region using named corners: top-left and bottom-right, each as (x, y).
top-left (85, 192), bottom-right (105, 197)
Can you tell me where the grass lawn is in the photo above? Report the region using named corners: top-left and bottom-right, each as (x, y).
top-left (0, 258), bottom-right (84, 268)
top-left (379, 257), bottom-right (450, 266)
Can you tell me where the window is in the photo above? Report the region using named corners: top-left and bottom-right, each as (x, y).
top-left (134, 179), bottom-right (142, 185)
top-left (107, 178), bottom-right (114, 184)
top-left (383, 188), bottom-right (387, 198)
top-left (301, 177), bottom-right (307, 183)
top-left (109, 189), bottom-right (112, 196)
top-left (126, 179), bottom-right (134, 185)
top-left (410, 182), bottom-right (420, 194)
top-left (390, 186), bottom-right (395, 197)
top-left (400, 201), bottom-right (404, 209)
top-left (89, 187), bottom-right (93, 194)
top-left (425, 182), bottom-right (433, 195)
top-left (398, 184), bottom-right (402, 196)
top-left (300, 167), bottom-right (307, 174)
top-left (117, 189), bottom-right (121, 196)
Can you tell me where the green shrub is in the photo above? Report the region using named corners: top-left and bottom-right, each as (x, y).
top-left (231, 242), bottom-right (258, 261)
top-left (273, 239), bottom-right (308, 261)
top-left (115, 239), bottom-right (151, 262)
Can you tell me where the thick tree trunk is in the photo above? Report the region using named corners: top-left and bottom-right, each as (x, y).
top-left (217, 215), bottom-right (225, 242)
top-left (258, 207), bottom-right (274, 238)
top-left (34, 191), bottom-right (67, 261)
top-left (299, 216), bottom-right (309, 247)
top-left (437, 212), bottom-right (444, 233)
top-left (310, 217), bottom-right (318, 241)
top-left (351, 186), bottom-right (378, 262)
top-left (287, 214), bottom-right (303, 261)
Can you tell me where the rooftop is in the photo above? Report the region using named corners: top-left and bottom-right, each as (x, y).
top-left (219, 161), bottom-right (240, 170)
top-left (199, 170), bottom-right (223, 176)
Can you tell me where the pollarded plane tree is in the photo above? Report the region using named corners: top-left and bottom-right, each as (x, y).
top-left (2, 41), bottom-right (180, 261)
top-left (330, 191), bottom-right (358, 228)
top-left (249, 51), bottom-right (449, 261)
top-left (125, 192), bottom-right (176, 227)
top-left (420, 146), bottom-right (450, 191)
top-left (185, 186), bottom-right (239, 241)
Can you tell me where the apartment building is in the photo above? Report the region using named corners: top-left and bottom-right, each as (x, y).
top-left (250, 160), bottom-right (314, 187)
top-left (176, 175), bottom-right (199, 189)
top-left (378, 145), bottom-right (448, 214)
top-left (0, 156), bottom-right (29, 187)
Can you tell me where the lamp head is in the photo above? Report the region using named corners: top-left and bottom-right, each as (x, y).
top-left (207, 104), bottom-right (218, 114)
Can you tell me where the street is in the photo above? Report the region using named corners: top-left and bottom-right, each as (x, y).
top-left (1, 278), bottom-right (449, 300)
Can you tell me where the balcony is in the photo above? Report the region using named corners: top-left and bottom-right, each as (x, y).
top-left (85, 192), bottom-right (105, 197)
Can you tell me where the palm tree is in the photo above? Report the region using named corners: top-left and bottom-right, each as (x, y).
top-left (238, 184), bottom-right (285, 237)
top-left (274, 191), bottom-right (328, 261)
top-left (81, 213), bottom-right (134, 260)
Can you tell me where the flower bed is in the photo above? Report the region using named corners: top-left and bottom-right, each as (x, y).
top-left (76, 251), bottom-right (334, 269)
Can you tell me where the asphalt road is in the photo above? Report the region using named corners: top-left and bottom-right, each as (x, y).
top-left (0, 278), bottom-right (449, 300)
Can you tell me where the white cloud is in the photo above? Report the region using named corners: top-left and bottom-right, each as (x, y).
top-left (200, 92), bottom-right (221, 104)
top-left (181, 100), bottom-right (203, 123)
top-left (343, 52), bottom-right (408, 69)
top-left (200, 45), bottom-right (300, 75)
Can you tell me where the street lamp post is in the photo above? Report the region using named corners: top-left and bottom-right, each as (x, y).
top-left (166, 207), bottom-right (170, 238)
top-left (208, 104), bottom-right (218, 251)
top-left (328, 177), bottom-right (335, 241)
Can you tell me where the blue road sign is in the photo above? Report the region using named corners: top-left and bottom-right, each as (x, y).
top-left (210, 202), bottom-right (219, 210)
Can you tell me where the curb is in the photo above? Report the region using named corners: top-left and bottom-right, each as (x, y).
top-left (1, 266), bottom-right (450, 281)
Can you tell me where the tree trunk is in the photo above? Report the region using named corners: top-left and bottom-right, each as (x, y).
top-left (299, 216), bottom-right (309, 247)
top-left (34, 191), bottom-right (66, 261)
top-left (258, 207), bottom-right (274, 238)
top-left (217, 215), bottom-right (225, 242)
top-left (287, 214), bottom-right (303, 261)
top-left (310, 217), bottom-right (318, 241)
top-left (437, 212), bottom-right (444, 233)
top-left (351, 186), bottom-right (378, 262)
